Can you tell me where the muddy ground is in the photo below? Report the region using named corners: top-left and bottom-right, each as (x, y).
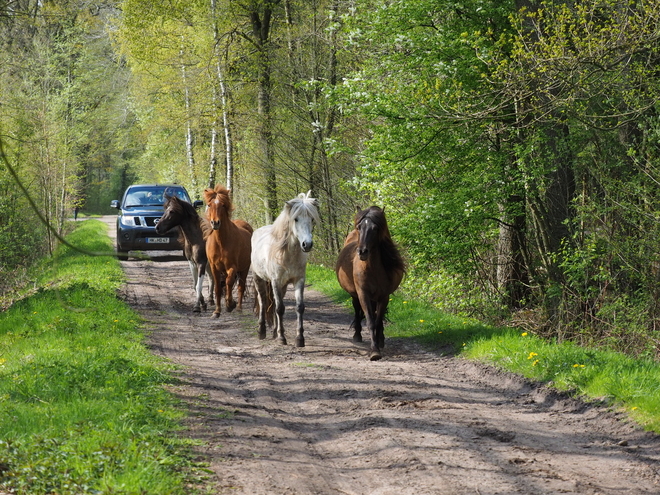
top-left (104, 216), bottom-right (660, 494)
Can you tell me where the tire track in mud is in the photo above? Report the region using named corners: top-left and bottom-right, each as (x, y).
top-left (104, 216), bottom-right (660, 495)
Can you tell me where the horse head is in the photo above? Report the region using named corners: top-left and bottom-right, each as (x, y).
top-left (285, 190), bottom-right (320, 253)
top-left (204, 184), bottom-right (233, 231)
top-left (355, 206), bottom-right (388, 261)
top-left (155, 195), bottom-right (183, 234)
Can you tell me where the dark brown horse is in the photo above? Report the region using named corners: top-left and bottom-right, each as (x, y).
top-left (155, 196), bottom-right (214, 312)
top-left (204, 184), bottom-right (253, 317)
top-left (336, 206), bottom-right (405, 361)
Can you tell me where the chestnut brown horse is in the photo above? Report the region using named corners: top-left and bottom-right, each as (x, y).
top-left (155, 195), bottom-right (214, 312)
top-left (336, 206), bottom-right (405, 361)
top-left (204, 184), bottom-right (253, 317)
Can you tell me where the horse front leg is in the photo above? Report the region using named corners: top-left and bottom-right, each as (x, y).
top-left (211, 266), bottom-right (225, 318)
top-left (359, 295), bottom-right (380, 361)
top-left (350, 296), bottom-right (364, 343)
top-left (194, 263), bottom-right (206, 312)
top-left (272, 282), bottom-right (287, 345)
top-left (224, 268), bottom-right (237, 313)
top-left (293, 279), bottom-right (305, 347)
top-left (375, 299), bottom-right (388, 350)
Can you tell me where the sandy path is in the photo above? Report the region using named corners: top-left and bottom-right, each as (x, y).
top-left (104, 216), bottom-right (660, 494)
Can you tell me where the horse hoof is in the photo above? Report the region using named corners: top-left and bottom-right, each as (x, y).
top-left (352, 333), bottom-right (363, 343)
top-left (278, 337), bottom-right (287, 345)
top-left (295, 337), bottom-right (305, 347)
top-left (258, 332), bottom-right (266, 340)
top-left (212, 313), bottom-right (220, 319)
top-left (369, 351), bottom-right (382, 361)
top-left (193, 306), bottom-right (201, 313)
top-left (226, 301), bottom-right (236, 312)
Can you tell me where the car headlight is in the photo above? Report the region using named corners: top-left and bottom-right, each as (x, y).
top-left (120, 215), bottom-right (137, 226)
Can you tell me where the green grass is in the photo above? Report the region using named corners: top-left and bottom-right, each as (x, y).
top-left (0, 220), bottom-right (203, 494)
top-left (306, 263), bottom-right (660, 433)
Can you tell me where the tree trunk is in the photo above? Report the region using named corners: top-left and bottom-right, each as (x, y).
top-left (250, 3), bottom-right (278, 222)
top-left (210, 0), bottom-right (234, 191)
top-left (180, 41), bottom-right (198, 193)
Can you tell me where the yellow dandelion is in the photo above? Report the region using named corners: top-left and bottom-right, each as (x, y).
top-left (527, 352), bottom-right (538, 360)
top-left (438, 331), bottom-right (443, 334)
top-left (521, 332), bottom-right (528, 337)
top-left (532, 360), bottom-right (540, 366)
top-left (419, 319), bottom-right (425, 323)
top-left (632, 407), bottom-right (638, 411)
top-left (403, 301), bottom-right (408, 304)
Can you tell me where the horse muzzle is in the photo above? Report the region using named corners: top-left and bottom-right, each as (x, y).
top-left (301, 240), bottom-right (313, 252)
top-left (358, 247), bottom-right (369, 261)
top-left (210, 220), bottom-right (221, 230)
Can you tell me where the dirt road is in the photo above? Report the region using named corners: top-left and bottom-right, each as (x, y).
top-left (103, 216), bottom-right (660, 494)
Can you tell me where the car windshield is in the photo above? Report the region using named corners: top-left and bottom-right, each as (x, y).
top-left (123, 186), bottom-right (189, 207)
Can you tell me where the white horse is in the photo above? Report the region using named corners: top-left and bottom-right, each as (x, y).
top-left (251, 191), bottom-right (320, 347)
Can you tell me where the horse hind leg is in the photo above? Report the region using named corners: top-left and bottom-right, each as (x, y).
top-left (254, 277), bottom-right (269, 340)
top-left (194, 267), bottom-right (207, 312)
top-left (235, 272), bottom-right (248, 310)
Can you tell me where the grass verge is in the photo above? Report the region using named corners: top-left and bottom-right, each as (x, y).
top-left (306, 263), bottom-right (660, 433)
top-left (0, 220), bottom-right (203, 494)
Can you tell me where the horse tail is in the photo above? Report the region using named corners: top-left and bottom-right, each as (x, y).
top-left (265, 283), bottom-right (275, 327)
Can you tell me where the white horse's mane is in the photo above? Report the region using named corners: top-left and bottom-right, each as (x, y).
top-left (270, 191), bottom-right (320, 256)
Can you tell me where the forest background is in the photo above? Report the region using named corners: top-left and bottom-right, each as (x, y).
top-left (3, 0), bottom-right (660, 358)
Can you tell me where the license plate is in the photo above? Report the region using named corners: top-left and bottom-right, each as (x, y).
top-left (146, 237), bottom-right (170, 244)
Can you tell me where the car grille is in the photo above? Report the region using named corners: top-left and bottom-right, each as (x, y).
top-left (145, 216), bottom-right (161, 227)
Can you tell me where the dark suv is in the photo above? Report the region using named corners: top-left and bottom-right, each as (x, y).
top-left (111, 184), bottom-right (200, 257)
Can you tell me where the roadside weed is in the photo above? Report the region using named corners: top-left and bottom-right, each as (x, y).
top-left (0, 220), bottom-right (201, 494)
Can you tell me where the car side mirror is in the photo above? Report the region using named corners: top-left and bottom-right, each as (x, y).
top-left (193, 200), bottom-right (204, 209)
top-left (110, 200), bottom-right (120, 209)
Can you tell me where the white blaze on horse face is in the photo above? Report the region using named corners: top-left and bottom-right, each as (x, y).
top-left (209, 199), bottom-right (222, 230)
top-left (357, 218), bottom-right (376, 260)
top-left (293, 212), bottom-right (314, 253)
